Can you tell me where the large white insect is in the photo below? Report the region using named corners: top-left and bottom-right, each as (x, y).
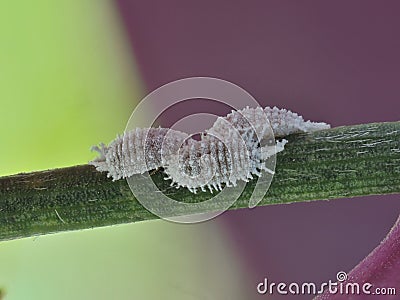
top-left (90, 106), bottom-right (330, 193)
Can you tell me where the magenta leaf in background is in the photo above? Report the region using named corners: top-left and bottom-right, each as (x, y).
top-left (316, 215), bottom-right (400, 299)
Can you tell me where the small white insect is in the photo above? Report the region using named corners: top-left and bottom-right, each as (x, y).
top-left (90, 106), bottom-right (330, 193)
top-left (90, 128), bottom-right (189, 180)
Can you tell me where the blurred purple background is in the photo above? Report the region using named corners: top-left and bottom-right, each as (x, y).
top-left (115, 1), bottom-right (400, 298)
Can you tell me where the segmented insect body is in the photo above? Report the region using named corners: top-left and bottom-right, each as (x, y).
top-left (90, 106), bottom-right (330, 192)
top-left (185, 106), bottom-right (277, 192)
top-left (263, 106), bottom-right (330, 137)
top-left (91, 128), bottom-right (188, 180)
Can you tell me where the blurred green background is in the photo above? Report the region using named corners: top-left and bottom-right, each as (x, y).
top-left (0, 1), bottom-right (249, 299)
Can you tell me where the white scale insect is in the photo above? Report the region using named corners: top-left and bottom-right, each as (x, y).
top-left (90, 106), bottom-right (330, 193)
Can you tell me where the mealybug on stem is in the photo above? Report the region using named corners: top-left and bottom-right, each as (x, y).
top-left (90, 106), bottom-right (330, 193)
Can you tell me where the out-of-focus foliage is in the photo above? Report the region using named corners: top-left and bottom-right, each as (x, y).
top-left (0, 1), bottom-right (141, 176)
top-left (0, 2), bottom-right (248, 300)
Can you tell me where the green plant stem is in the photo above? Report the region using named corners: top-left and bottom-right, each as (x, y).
top-left (1, 122), bottom-right (399, 241)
